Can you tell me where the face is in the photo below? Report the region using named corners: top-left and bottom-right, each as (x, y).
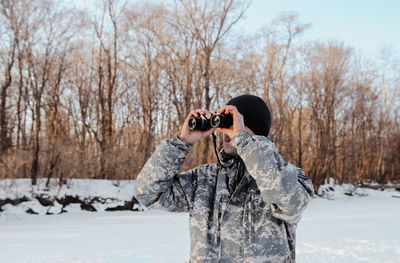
top-left (221, 126), bottom-right (255, 156)
top-left (223, 132), bottom-right (238, 156)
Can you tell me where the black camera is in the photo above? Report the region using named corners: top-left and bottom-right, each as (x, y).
top-left (189, 113), bottom-right (233, 130)
top-left (210, 113), bottom-right (233, 129)
top-left (188, 114), bottom-right (212, 131)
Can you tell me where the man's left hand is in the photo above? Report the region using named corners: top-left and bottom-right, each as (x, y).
top-left (217, 105), bottom-right (245, 138)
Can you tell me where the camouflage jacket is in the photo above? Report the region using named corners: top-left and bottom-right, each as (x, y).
top-left (135, 131), bottom-right (314, 263)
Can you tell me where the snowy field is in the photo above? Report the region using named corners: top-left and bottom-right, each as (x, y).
top-left (1, 181), bottom-right (400, 263)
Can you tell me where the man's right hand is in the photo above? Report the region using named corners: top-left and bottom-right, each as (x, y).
top-left (179, 109), bottom-right (216, 144)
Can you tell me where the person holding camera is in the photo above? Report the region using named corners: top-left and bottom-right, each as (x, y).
top-left (134, 94), bottom-right (314, 263)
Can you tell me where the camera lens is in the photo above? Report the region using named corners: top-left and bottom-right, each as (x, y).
top-left (211, 114), bottom-right (233, 128)
top-left (188, 116), bottom-right (212, 130)
top-left (188, 117), bottom-right (197, 130)
top-left (210, 115), bottom-right (221, 127)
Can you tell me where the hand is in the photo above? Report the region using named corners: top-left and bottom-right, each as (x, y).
top-left (216, 105), bottom-right (245, 138)
top-left (179, 109), bottom-right (216, 144)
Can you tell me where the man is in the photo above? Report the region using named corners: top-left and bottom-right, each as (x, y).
top-left (134, 94), bottom-right (314, 263)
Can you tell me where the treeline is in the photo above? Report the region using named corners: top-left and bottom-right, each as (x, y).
top-left (0, 0), bottom-right (399, 190)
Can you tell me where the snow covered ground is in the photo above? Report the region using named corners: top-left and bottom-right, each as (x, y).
top-left (297, 188), bottom-right (400, 262)
top-left (0, 179), bottom-right (142, 215)
top-left (1, 180), bottom-right (400, 263)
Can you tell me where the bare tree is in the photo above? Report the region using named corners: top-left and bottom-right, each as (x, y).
top-left (175, 0), bottom-right (248, 163)
top-left (0, 0), bottom-right (21, 154)
top-left (301, 41), bottom-right (352, 189)
top-left (0, 0), bottom-right (399, 190)
top-left (22, 0), bottom-right (74, 185)
top-left (86, 0), bottom-right (127, 179)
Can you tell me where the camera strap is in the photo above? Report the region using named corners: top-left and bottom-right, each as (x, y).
top-left (212, 132), bottom-right (225, 168)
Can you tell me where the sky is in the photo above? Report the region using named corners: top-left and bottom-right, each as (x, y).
top-left (239, 0), bottom-right (400, 56)
top-left (71, 0), bottom-right (400, 58)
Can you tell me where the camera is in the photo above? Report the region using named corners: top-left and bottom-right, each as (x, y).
top-left (189, 113), bottom-right (233, 130)
top-left (210, 113), bottom-right (233, 128)
top-left (188, 114), bottom-right (212, 131)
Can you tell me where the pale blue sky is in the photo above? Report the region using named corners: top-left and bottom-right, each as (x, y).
top-left (239, 0), bottom-right (400, 56)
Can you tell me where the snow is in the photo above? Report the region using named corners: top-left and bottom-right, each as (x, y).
top-left (0, 179), bottom-right (142, 215)
top-left (0, 210), bottom-right (189, 263)
top-left (297, 190), bottom-right (400, 262)
top-left (1, 179), bottom-right (400, 262)
top-left (0, 178), bottom-right (136, 201)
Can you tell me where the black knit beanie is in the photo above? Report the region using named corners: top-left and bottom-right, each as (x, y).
top-left (227, 94), bottom-right (272, 137)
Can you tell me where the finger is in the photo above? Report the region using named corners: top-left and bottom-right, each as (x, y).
top-left (194, 109), bottom-right (211, 117)
top-left (184, 110), bottom-right (199, 125)
top-left (224, 107), bottom-right (236, 116)
top-left (217, 105), bottom-right (233, 114)
top-left (203, 109), bottom-right (212, 115)
top-left (186, 110), bottom-right (198, 120)
top-left (187, 109), bottom-right (203, 120)
top-left (195, 109), bottom-right (204, 115)
top-left (217, 107), bottom-right (225, 114)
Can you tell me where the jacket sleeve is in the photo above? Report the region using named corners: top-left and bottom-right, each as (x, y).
top-left (133, 135), bottom-right (197, 212)
top-left (231, 130), bottom-right (315, 224)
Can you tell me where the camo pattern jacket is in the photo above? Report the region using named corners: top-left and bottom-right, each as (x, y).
top-left (134, 130), bottom-right (314, 263)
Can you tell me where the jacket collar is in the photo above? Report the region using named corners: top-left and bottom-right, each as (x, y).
top-left (218, 150), bottom-right (242, 167)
